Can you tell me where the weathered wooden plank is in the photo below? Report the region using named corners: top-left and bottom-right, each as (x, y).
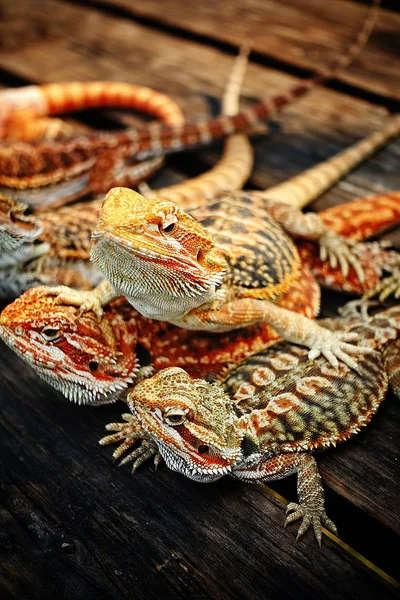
top-left (86, 0), bottom-right (400, 100)
top-left (0, 343), bottom-right (398, 599)
top-left (320, 391), bottom-right (400, 535)
top-left (0, 0), bottom-right (399, 531)
top-left (0, 0), bottom-right (399, 218)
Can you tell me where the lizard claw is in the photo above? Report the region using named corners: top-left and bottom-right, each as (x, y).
top-left (319, 231), bottom-right (365, 283)
top-left (100, 415), bottom-right (161, 472)
top-left (119, 439), bottom-right (161, 473)
top-left (363, 267), bottom-right (400, 302)
top-left (43, 285), bottom-right (104, 317)
top-left (285, 501), bottom-right (337, 546)
top-left (338, 299), bottom-right (376, 321)
top-left (307, 328), bottom-right (373, 371)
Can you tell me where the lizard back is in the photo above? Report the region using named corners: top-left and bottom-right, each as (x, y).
top-left (190, 195), bottom-right (300, 300)
top-left (221, 311), bottom-right (400, 453)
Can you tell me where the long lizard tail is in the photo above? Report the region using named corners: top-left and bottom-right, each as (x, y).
top-left (140, 46), bottom-right (254, 208)
top-left (260, 114), bottom-right (400, 209)
top-left (133, 0), bottom-right (381, 157)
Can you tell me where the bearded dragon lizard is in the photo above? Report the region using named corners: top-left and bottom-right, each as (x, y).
top-left (3, 46), bottom-right (399, 299)
top-left (0, 81), bottom-right (188, 208)
top-left (0, 49), bottom-right (255, 298)
top-left (99, 303), bottom-right (400, 545)
top-left (2, 193), bottom-right (399, 405)
top-left (0, 1), bottom-right (379, 206)
top-left (54, 181), bottom-right (393, 371)
top-left (39, 105), bottom-right (400, 370)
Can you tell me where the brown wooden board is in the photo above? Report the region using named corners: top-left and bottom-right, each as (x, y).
top-left (87, 0), bottom-right (400, 100)
top-left (0, 344), bottom-right (399, 600)
top-left (0, 0), bottom-right (399, 238)
top-left (0, 0), bottom-right (400, 596)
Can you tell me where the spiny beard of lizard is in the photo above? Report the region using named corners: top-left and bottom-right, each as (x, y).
top-left (0, 266), bottom-right (320, 404)
top-left (127, 367), bottom-right (244, 482)
top-left (0, 288), bottom-right (139, 405)
top-left (91, 187), bottom-right (226, 319)
top-left (123, 305), bottom-right (400, 479)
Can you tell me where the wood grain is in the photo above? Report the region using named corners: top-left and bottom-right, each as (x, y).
top-left (0, 0), bottom-right (400, 596)
top-left (0, 0), bottom-right (398, 219)
top-left (1, 344), bottom-right (398, 599)
top-left (88, 0), bottom-right (400, 100)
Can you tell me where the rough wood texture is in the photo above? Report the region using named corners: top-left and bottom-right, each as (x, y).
top-left (1, 344), bottom-right (399, 600)
top-left (0, 0), bottom-right (399, 224)
top-left (89, 0), bottom-right (400, 100)
top-left (0, 0), bottom-right (400, 597)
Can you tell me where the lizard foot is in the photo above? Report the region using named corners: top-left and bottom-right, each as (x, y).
top-left (307, 326), bottom-right (373, 370)
top-left (363, 267), bottom-right (400, 302)
top-left (43, 285), bottom-right (104, 317)
top-left (118, 440), bottom-right (161, 473)
top-left (338, 299), bottom-right (377, 321)
top-left (319, 230), bottom-right (365, 283)
top-left (99, 414), bottom-right (161, 472)
top-left (285, 502), bottom-right (337, 547)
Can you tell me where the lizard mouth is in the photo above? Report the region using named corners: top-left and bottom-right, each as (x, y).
top-left (91, 229), bottom-right (202, 270)
top-left (0, 324), bottom-right (136, 405)
top-left (157, 440), bottom-right (234, 482)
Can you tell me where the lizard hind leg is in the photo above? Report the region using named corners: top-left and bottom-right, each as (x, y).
top-left (285, 454), bottom-right (338, 547)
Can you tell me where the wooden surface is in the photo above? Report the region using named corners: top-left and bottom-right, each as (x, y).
top-left (0, 0), bottom-right (400, 598)
top-left (89, 0), bottom-right (400, 100)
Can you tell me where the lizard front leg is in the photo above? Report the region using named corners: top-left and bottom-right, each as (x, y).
top-left (100, 413), bottom-right (162, 472)
top-left (234, 452), bottom-right (337, 546)
top-left (43, 279), bottom-right (118, 317)
top-left (182, 298), bottom-right (371, 370)
top-left (263, 199), bottom-right (365, 283)
top-left (363, 266), bottom-right (400, 301)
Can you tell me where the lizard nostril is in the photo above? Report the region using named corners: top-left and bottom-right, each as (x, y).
top-left (89, 361), bottom-right (99, 372)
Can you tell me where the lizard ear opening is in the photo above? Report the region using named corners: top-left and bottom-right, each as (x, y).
top-left (196, 247), bottom-right (205, 264)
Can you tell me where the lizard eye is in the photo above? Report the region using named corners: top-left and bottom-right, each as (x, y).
top-left (160, 214), bottom-right (178, 234)
top-left (162, 222), bottom-right (176, 233)
top-left (198, 444), bottom-right (209, 454)
top-left (40, 326), bottom-right (61, 342)
top-left (163, 407), bottom-right (189, 426)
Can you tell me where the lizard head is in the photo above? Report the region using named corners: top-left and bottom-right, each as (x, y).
top-left (127, 367), bottom-right (244, 482)
top-left (91, 187), bottom-right (226, 300)
top-left (0, 287), bottom-right (139, 405)
top-left (0, 194), bottom-right (44, 254)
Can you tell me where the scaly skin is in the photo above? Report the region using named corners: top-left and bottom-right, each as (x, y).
top-left (0, 81), bottom-right (187, 140)
top-left (0, 1), bottom-right (380, 205)
top-left (0, 51), bottom-right (254, 210)
top-left (2, 196), bottom-right (399, 405)
top-left (0, 51), bottom-right (254, 298)
top-left (2, 106), bottom-right (399, 299)
top-left (0, 81), bottom-right (186, 208)
top-left (99, 304), bottom-right (400, 546)
top-left (67, 187), bottom-right (378, 370)
top-left (0, 266), bottom-right (318, 405)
